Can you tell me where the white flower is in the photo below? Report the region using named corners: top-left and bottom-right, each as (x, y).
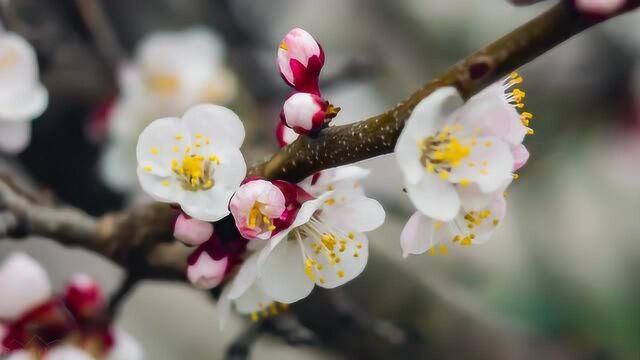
top-left (101, 27), bottom-right (237, 192)
top-left (230, 179), bottom-right (286, 241)
top-left (0, 253), bottom-right (51, 320)
top-left (400, 191), bottom-right (507, 257)
top-left (277, 28), bottom-right (324, 94)
top-left (276, 121), bottom-right (299, 147)
top-left (136, 104), bottom-right (246, 221)
top-left (0, 30), bottom-right (48, 153)
top-left (220, 167), bottom-right (385, 323)
top-left (395, 74), bottom-right (530, 221)
top-left (173, 213), bottom-right (214, 246)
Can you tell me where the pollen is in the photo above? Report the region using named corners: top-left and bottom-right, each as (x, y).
top-left (175, 134), bottom-right (184, 141)
top-left (150, 147), bottom-right (159, 155)
top-left (144, 165), bottom-right (153, 172)
top-left (459, 178), bottom-right (471, 187)
top-left (337, 270), bottom-right (345, 278)
top-left (325, 198), bottom-right (337, 206)
top-left (439, 244), bottom-right (448, 255)
top-left (304, 259), bottom-right (316, 281)
top-left (161, 180), bottom-right (170, 187)
top-left (279, 40), bottom-right (288, 51)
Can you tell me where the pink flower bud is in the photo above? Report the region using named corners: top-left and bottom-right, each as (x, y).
top-left (276, 121), bottom-right (299, 147)
top-left (282, 93), bottom-right (338, 135)
top-left (230, 179), bottom-right (286, 240)
top-left (173, 213), bottom-right (214, 246)
top-left (187, 252), bottom-right (228, 289)
top-left (63, 274), bottom-right (104, 320)
top-left (575, 0), bottom-right (626, 15)
top-left (277, 28), bottom-right (324, 95)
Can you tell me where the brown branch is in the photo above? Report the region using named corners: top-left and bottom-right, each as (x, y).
top-left (249, 1), bottom-right (640, 182)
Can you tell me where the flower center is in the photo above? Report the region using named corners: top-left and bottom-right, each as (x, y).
top-left (171, 154), bottom-right (216, 191)
top-left (247, 203), bottom-right (276, 231)
top-left (419, 126), bottom-right (472, 180)
top-left (0, 48), bottom-right (18, 70)
top-left (279, 40), bottom-right (288, 51)
top-left (145, 72), bottom-right (180, 95)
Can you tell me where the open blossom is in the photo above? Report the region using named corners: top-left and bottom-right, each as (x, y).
top-left (0, 28), bottom-right (48, 153)
top-left (281, 92), bottom-right (338, 135)
top-left (100, 27), bottom-right (237, 192)
top-left (276, 121), bottom-right (299, 147)
top-left (395, 73), bottom-right (531, 222)
top-left (136, 104), bottom-right (246, 221)
top-left (0, 254), bottom-right (142, 359)
top-left (220, 169), bottom-right (384, 324)
top-left (277, 28), bottom-right (325, 95)
top-left (401, 189), bottom-right (507, 257)
top-left (230, 179), bottom-right (286, 240)
top-left (186, 215), bottom-right (248, 289)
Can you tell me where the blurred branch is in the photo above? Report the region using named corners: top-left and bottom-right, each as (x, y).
top-left (74, 0), bottom-right (126, 72)
top-left (249, 1), bottom-right (640, 182)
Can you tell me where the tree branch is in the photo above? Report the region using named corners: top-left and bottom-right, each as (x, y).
top-left (248, 1), bottom-right (640, 182)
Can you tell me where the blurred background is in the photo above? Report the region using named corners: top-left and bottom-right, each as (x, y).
top-left (1, 0), bottom-right (640, 359)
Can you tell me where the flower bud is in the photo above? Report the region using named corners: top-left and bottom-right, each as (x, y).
top-left (281, 93), bottom-right (338, 135)
top-left (186, 251), bottom-right (228, 289)
top-left (173, 213), bottom-right (214, 246)
top-left (276, 121), bottom-right (299, 147)
top-left (277, 28), bottom-right (324, 95)
top-left (63, 274), bottom-right (104, 321)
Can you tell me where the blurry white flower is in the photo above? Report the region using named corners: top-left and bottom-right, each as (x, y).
top-left (395, 74), bottom-right (530, 222)
top-left (0, 30), bottom-right (48, 153)
top-left (0, 253), bottom-right (51, 320)
top-left (401, 191), bottom-right (507, 257)
top-left (42, 346), bottom-right (94, 360)
top-left (230, 179), bottom-right (286, 240)
top-left (278, 28), bottom-right (324, 95)
top-left (173, 213), bottom-right (214, 246)
top-left (101, 27), bottom-right (237, 192)
top-left (275, 121), bottom-right (299, 147)
top-left (221, 168), bottom-right (384, 323)
top-left (281, 92), bottom-right (338, 135)
top-left (136, 104), bottom-right (246, 221)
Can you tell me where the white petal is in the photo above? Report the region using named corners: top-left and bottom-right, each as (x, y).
top-left (449, 136), bottom-right (513, 193)
top-left (136, 117), bottom-right (185, 177)
top-left (470, 195), bottom-right (507, 245)
top-left (182, 104), bottom-right (245, 148)
top-left (136, 166), bottom-right (181, 203)
top-left (108, 329), bottom-right (144, 360)
top-left (227, 252), bottom-right (260, 299)
top-left (0, 120), bottom-right (30, 153)
top-left (44, 346), bottom-right (93, 360)
top-left (320, 197), bottom-right (385, 233)
top-left (257, 239), bottom-right (314, 303)
top-left (234, 284), bottom-right (274, 314)
top-left (0, 253), bottom-right (51, 320)
top-left (401, 212), bottom-right (435, 257)
top-left (210, 146), bottom-right (247, 191)
top-left (457, 183), bottom-right (494, 212)
top-left (0, 84), bottom-right (48, 122)
top-left (180, 186), bottom-right (234, 222)
top-left (406, 172), bottom-right (460, 221)
top-left (4, 350), bottom-right (33, 360)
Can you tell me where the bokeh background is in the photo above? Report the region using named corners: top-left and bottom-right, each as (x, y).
top-left (1, 0), bottom-right (640, 359)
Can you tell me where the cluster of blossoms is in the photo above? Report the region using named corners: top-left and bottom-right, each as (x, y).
top-left (135, 27), bottom-right (534, 325)
top-left (276, 28), bottom-right (340, 144)
top-left (0, 22), bottom-right (48, 153)
top-left (98, 28), bottom-right (237, 192)
top-left (396, 73), bottom-right (532, 257)
top-left (0, 254), bottom-right (142, 359)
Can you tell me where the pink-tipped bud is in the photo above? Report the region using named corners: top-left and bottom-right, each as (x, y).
top-left (173, 213), bottom-right (214, 246)
top-left (512, 144), bottom-right (530, 171)
top-left (187, 252), bottom-right (228, 289)
top-left (230, 179), bottom-right (286, 240)
top-left (575, 0), bottom-right (626, 15)
top-left (277, 28), bottom-right (325, 95)
top-left (276, 121), bottom-right (299, 147)
top-left (63, 274), bottom-right (104, 320)
top-left (282, 93), bottom-right (338, 135)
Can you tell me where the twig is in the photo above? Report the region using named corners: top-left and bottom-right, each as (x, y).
top-left (107, 274), bottom-right (140, 316)
top-left (74, 0), bottom-right (126, 72)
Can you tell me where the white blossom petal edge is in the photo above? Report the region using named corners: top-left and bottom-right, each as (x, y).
top-left (136, 104), bottom-right (246, 221)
